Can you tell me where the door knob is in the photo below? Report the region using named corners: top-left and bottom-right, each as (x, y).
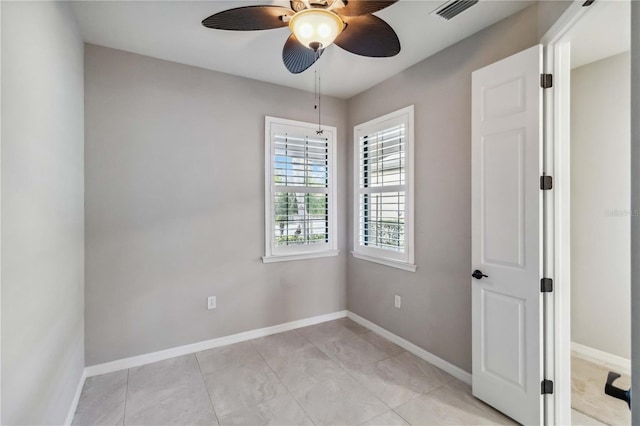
top-left (472, 270), bottom-right (488, 280)
top-left (604, 371), bottom-right (631, 409)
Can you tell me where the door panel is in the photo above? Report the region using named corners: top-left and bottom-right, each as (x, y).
top-left (482, 290), bottom-right (525, 387)
top-left (482, 129), bottom-right (525, 267)
top-left (472, 44), bottom-right (543, 425)
top-left (482, 76), bottom-right (526, 120)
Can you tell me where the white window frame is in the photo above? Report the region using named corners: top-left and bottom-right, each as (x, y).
top-left (262, 116), bottom-right (338, 263)
top-left (352, 105), bottom-right (416, 272)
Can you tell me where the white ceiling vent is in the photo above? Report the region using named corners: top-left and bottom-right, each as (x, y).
top-left (431, 0), bottom-right (479, 21)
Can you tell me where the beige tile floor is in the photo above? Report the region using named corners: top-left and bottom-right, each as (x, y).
top-left (72, 318), bottom-right (516, 426)
top-left (571, 354), bottom-right (631, 426)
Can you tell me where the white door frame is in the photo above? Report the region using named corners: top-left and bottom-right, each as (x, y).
top-left (540, 1), bottom-right (611, 424)
top-left (631, 1), bottom-right (640, 424)
top-left (631, 3), bottom-right (640, 421)
top-left (0, 0), bottom-right (3, 420)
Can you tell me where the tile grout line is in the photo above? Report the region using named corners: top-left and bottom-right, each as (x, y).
top-left (391, 406), bottom-right (414, 426)
top-left (248, 338), bottom-right (318, 426)
top-left (572, 408), bottom-right (606, 425)
top-left (269, 334), bottom-right (338, 426)
top-left (194, 352), bottom-right (221, 426)
top-left (262, 327), bottom-right (380, 425)
top-left (322, 320), bottom-right (465, 425)
top-left (390, 379), bottom-right (449, 424)
top-left (390, 351), bottom-right (458, 392)
top-left (306, 325), bottom-right (395, 424)
top-left (332, 354), bottom-right (400, 423)
top-left (292, 327), bottom-right (317, 348)
top-left (286, 396), bottom-right (317, 426)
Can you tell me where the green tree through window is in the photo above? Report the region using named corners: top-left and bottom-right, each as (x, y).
top-left (275, 192), bottom-right (298, 236)
top-left (305, 194), bottom-right (326, 215)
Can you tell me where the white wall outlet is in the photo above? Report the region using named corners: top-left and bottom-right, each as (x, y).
top-left (207, 296), bottom-right (217, 310)
top-left (394, 295), bottom-right (401, 309)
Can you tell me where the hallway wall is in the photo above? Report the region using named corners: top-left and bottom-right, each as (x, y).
top-left (1, 2), bottom-right (85, 423)
top-left (571, 52), bottom-right (631, 359)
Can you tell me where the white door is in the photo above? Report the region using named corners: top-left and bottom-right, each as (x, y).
top-left (471, 44), bottom-right (544, 425)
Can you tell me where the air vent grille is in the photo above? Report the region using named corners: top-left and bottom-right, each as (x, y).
top-left (431, 0), bottom-right (479, 20)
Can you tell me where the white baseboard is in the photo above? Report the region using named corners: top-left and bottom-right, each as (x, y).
top-left (571, 341), bottom-right (631, 375)
top-left (346, 311), bottom-right (472, 384)
top-left (85, 310), bottom-right (347, 378)
top-left (64, 369), bottom-right (87, 426)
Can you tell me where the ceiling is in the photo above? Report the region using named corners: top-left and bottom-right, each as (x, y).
top-left (71, 0), bottom-right (533, 99)
top-left (569, 0), bottom-right (630, 69)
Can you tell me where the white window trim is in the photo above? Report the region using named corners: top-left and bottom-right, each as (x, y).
top-left (262, 116), bottom-right (339, 263)
top-left (352, 105), bottom-right (416, 272)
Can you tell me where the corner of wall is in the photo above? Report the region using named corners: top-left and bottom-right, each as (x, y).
top-left (342, 1), bottom-right (545, 374)
top-left (538, 0), bottom-right (574, 40)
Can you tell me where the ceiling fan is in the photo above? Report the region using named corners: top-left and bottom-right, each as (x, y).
top-left (202, 0), bottom-right (401, 74)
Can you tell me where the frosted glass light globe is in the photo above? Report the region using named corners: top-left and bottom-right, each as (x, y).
top-left (289, 9), bottom-right (344, 51)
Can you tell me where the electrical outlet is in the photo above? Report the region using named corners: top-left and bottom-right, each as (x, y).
top-left (394, 295), bottom-right (401, 309)
top-left (207, 296), bottom-right (217, 310)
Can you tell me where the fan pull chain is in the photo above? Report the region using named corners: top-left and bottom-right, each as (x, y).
top-left (314, 50), bottom-right (323, 136)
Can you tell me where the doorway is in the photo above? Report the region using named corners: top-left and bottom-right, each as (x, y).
top-left (543, 1), bottom-right (632, 424)
top-left (569, 4), bottom-right (631, 422)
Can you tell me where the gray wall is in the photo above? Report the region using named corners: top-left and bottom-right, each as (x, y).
top-left (346, 5), bottom-right (543, 372)
top-left (537, 0), bottom-right (572, 39)
top-left (1, 2), bottom-right (85, 424)
top-left (571, 52), bottom-right (631, 359)
top-left (84, 45), bottom-right (348, 366)
top-left (630, 0), bottom-right (639, 419)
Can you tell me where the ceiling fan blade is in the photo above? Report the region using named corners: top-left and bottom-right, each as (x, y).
top-left (282, 34), bottom-right (324, 74)
top-left (290, 0), bottom-right (306, 12)
top-left (335, 0), bottom-right (398, 17)
top-left (202, 6), bottom-right (294, 31)
top-left (334, 15), bottom-right (400, 57)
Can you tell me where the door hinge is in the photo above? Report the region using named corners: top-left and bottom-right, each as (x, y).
top-left (540, 73), bottom-right (553, 89)
top-left (541, 278), bottom-right (553, 292)
top-left (540, 175), bottom-right (553, 190)
top-left (541, 379), bottom-right (554, 394)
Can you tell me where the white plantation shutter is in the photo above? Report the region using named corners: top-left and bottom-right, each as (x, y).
top-left (273, 134), bottom-right (329, 246)
top-left (359, 124), bottom-right (406, 251)
top-left (353, 106), bottom-right (415, 271)
top-left (263, 117), bottom-right (338, 262)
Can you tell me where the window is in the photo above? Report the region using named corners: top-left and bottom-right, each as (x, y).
top-left (353, 105), bottom-right (415, 272)
top-left (263, 116), bottom-right (338, 263)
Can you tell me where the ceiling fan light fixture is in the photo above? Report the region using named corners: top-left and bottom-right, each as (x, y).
top-left (289, 9), bottom-right (344, 51)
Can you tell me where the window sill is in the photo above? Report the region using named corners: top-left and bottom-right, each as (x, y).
top-left (351, 252), bottom-right (417, 272)
top-left (262, 250), bottom-right (340, 264)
